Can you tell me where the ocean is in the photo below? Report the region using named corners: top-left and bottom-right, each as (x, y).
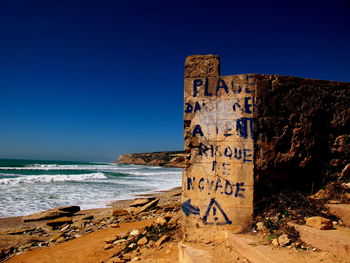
top-left (0, 159), bottom-right (182, 218)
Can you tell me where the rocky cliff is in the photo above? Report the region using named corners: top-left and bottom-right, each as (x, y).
top-left (115, 151), bottom-right (186, 168)
top-left (253, 75), bottom-right (350, 195)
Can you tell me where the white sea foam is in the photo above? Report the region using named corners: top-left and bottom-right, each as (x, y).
top-left (123, 171), bottom-right (182, 176)
top-left (0, 162), bottom-right (183, 217)
top-left (0, 165), bottom-right (178, 177)
top-left (0, 165), bottom-right (142, 171)
top-left (0, 172), bottom-right (107, 185)
top-left (0, 173), bottom-right (20, 177)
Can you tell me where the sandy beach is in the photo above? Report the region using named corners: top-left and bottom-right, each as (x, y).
top-left (0, 187), bottom-right (182, 262)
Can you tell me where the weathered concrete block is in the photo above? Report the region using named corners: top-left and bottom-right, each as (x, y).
top-left (182, 54), bottom-right (350, 242)
top-left (182, 55), bottom-right (255, 242)
top-left (184, 55), bottom-right (220, 78)
top-left (178, 242), bottom-right (214, 263)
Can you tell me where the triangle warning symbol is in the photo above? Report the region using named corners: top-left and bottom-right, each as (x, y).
top-left (202, 198), bottom-right (232, 225)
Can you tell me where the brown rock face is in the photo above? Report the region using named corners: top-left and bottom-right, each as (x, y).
top-left (112, 209), bottom-right (129, 216)
top-left (129, 199), bottom-right (159, 215)
top-left (116, 151), bottom-right (186, 168)
top-left (46, 217), bottom-right (73, 227)
top-left (129, 198), bottom-right (155, 207)
top-left (22, 206), bottom-right (80, 222)
top-left (253, 75), bottom-right (350, 195)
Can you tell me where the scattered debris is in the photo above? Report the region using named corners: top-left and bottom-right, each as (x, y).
top-left (306, 216), bottom-right (333, 230)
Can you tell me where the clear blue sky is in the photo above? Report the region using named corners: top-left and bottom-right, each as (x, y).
top-left (0, 0), bottom-right (349, 162)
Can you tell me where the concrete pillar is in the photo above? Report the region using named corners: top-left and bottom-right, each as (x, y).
top-left (182, 55), bottom-right (254, 242)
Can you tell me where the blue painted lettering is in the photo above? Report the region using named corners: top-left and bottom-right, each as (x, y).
top-left (185, 103), bottom-right (193, 113)
top-left (194, 101), bottom-right (201, 112)
top-left (224, 146), bottom-right (233, 158)
top-left (187, 177), bottom-right (194, 190)
top-left (244, 97), bottom-right (252, 114)
top-left (192, 124), bottom-right (204, 136)
top-left (204, 77), bottom-right (212, 96)
top-left (236, 118), bottom-right (254, 139)
top-left (203, 198), bottom-right (232, 225)
top-left (215, 177), bottom-right (223, 192)
top-left (216, 79), bottom-right (229, 95)
top-left (234, 148), bottom-right (242, 160)
top-left (243, 149), bottom-right (253, 162)
top-left (224, 180), bottom-right (233, 195)
top-left (198, 178), bottom-right (204, 190)
top-left (212, 161), bottom-right (217, 171)
top-left (193, 79), bottom-right (202, 97)
top-left (235, 182), bottom-right (245, 197)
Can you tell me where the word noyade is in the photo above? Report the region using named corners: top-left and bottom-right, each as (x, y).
top-left (186, 176), bottom-right (245, 198)
top-left (191, 77), bottom-right (253, 97)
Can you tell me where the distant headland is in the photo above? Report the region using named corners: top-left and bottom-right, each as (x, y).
top-left (115, 151), bottom-right (186, 168)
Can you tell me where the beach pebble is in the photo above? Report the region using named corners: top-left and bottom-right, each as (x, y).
top-left (104, 244), bottom-right (114, 250)
top-left (112, 209), bottom-right (129, 216)
top-left (137, 237), bottom-right (148, 246)
top-left (128, 243), bottom-right (137, 249)
top-left (56, 237), bottom-right (66, 243)
top-left (50, 232), bottom-right (64, 241)
top-left (155, 235), bottom-right (170, 247)
top-left (60, 224), bottom-right (70, 232)
top-left (341, 163), bottom-right (350, 177)
top-left (164, 212), bottom-right (173, 221)
top-left (278, 234), bottom-right (290, 246)
top-left (155, 217), bottom-right (166, 225)
top-left (104, 236), bottom-right (118, 244)
top-left (306, 216), bottom-right (333, 230)
top-left (129, 230), bottom-right (139, 236)
top-left (46, 217), bottom-right (72, 227)
top-left (293, 241), bottom-right (301, 247)
top-left (272, 239), bottom-right (279, 246)
top-left (256, 222), bottom-right (266, 231)
top-left (129, 198), bottom-right (154, 207)
top-left (113, 239), bottom-right (127, 245)
top-left (168, 214), bottom-right (180, 227)
top-left (132, 199), bottom-right (159, 215)
top-left (105, 257), bottom-right (124, 263)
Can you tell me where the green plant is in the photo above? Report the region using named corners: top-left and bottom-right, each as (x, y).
top-left (267, 235), bottom-right (275, 241)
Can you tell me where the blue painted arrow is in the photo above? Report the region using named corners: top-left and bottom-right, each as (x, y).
top-left (181, 199), bottom-right (200, 216)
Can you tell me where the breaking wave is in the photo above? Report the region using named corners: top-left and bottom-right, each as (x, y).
top-left (0, 172), bottom-right (107, 185)
top-left (0, 164), bottom-right (153, 171)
